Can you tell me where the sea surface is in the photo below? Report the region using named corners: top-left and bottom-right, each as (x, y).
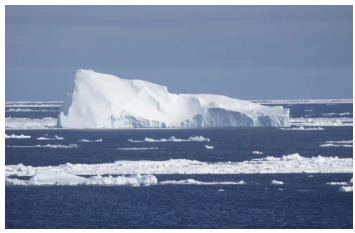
top-left (5, 103), bottom-right (353, 229)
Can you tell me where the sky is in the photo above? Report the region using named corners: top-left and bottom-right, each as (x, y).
top-left (5, 5), bottom-right (353, 101)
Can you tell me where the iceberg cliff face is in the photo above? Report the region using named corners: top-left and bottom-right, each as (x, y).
top-left (57, 70), bottom-right (290, 128)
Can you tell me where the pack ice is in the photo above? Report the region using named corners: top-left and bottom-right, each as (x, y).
top-left (57, 70), bottom-right (290, 128)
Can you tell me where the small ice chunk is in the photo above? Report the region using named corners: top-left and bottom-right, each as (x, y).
top-left (205, 145), bottom-right (214, 149)
top-left (339, 186), bottom-right (353, 192)
top-left (272, 180), bottom-right (284, 185)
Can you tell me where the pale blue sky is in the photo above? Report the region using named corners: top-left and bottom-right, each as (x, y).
top-left (5, 5), bottom-right (353, 101)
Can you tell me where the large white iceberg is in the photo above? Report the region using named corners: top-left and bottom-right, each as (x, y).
top-left (57, 70), bottom-right (290, 128)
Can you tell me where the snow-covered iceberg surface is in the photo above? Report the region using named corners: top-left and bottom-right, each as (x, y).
top-left (5, 154), bottom-right (352, 177)
top-left (57, 69), bottom-right (290, 128)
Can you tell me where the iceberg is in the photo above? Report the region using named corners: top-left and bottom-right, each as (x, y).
top-left (57, 70), bottom-right (290, 128)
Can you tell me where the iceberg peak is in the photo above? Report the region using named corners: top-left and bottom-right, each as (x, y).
top-left (57, 70), bottom-right (290, 128)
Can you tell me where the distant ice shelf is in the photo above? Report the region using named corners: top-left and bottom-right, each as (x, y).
top-left (57, 69), bottom-right (290, 129)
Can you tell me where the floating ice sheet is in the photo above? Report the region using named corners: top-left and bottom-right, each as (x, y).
top-left (37, 135), bottom-right (63, 140)
top-left (5, 153), bottom-right (353, 177)
top-left (128, 136), bottom-right (210, 142)
top-left (6, 108), bottom-right (58, 112)
top-left (280, 126), bottom-right (324, 130)
top-left (5, 134), bottom-right (31, 139)
top-left (5, 173), bottom-right (158, 186)
top-left (117, 148), bottom-right (159, 150)
top-left (290, 118), bottom-right (352, 127)
top-left (78, 138), bottom-right (102, 142)
top-left (159, 179), bottom-right (245, 185)
top-left (5, 117), bottom-right (57, 129)
top-left (6, 144), bottom-right (78, 149)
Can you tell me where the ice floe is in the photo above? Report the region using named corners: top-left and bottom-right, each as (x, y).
top-left (5, 117), bottom-right (57, 129)
top-left (78, 138), bottom-right (102, 142)
top-left (253, 151), bottom-right (263, 154)
top-left (37, 135), bottom-right (64, 140)
top-left (205, 145), bottom-right (214, 149)
top-left (320, 112), bottom-right (352, 117)
top-left (4, 104), bottom-right (61, 108)
top-left (6, 108), bottom-right (58, 112)
top-left (159, 179), bottom-right (245, 185)
top-left (5, 134), bottom-right (31, 139)
top-left (319, 144), bottom-right (352, 147)
top-left (271, 180), bottom-right (284, 185)
top-left (339, 186), bottom-right (353, 192)
top-left (250, 99), bottom-right (352, 104)
top-left (327, 182), bottom-right (349, 185)
top-left (290, 118), bottom-right (352, 127)
top-left (5, 172), bottom-right (157, 186)
top-left (117, 148), bottom-right (159, 150)
top-left (128, 136), bottom-right (210, 142)
top-left (5, 153), bottom-right (352, 177)
top-left (280, 126), bottom-right (324, 130)
top-left (6, 144), bottom-right (78, 149)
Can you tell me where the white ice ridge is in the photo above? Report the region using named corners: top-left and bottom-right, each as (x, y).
top-left (37, 135), bottom-right (63, 140)
top-left (339, 186), bottom-right (353, 192)
top-left (5, 153), bottom-right (353, 177)
top-left (6, 108), bottom-right (58, 112)
top-left (205, 145), bottom-right (214, 149)
top-left (290, 118), bottom-right (352, 127)
top-left (57, 69), bottom-right (290, 129)
top-left (117, 148), bottom-right (159, 150)
top-left (5, 134), bottom-right (31, 139)
top-left (280, 126), bottom-right (324, 130)
top-left (159, 179), bottom-right (245, 185)
top-left (249, 99), bottom-right (352, 104)
top-left (6, 144), bottom-right (78, 149)
top-left (253, 151), bottom-right (263, 154)
top-left (78, 138), bottom-right (102, 142)
top-left (5, 117), bottom-right (57, 129)
top-left (5, 173), bottom-right (158, 186)
top-left (271, 180), bottom-right (284, 185)
top-left (128, 136), bottom-right (210, 142)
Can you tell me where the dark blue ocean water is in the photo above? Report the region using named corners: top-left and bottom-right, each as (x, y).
top-left (5, 103), bottom-right (353, 229)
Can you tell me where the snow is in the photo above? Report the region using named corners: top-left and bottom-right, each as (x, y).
top-left (5, 134), bottom-right (31, 139)
top-left (272, 180), bottom-right (284, 185)
top-left (78, 138), bottom-right (102, 142)
top-left (117, 147), bottom-right (159, 150)
top-left (5, 172), bottom-right (158, 186)
top-left (128, 136), bottom-right (210, 142)
top-left (5, 117), bottom-right (57, 129)
top-left (37, 135), bottom-right (64, 140)
top-left (159, 179), bottom-right (245, 185)
top-left (252, 151), bottom-right (263, 154)
top-left (339, 186), bottom-right (353, 192)
top-left (57, 69), bottom-right (290, 128)
top-left (6, 144), bottom-right (78, 149)
top-left (280, 126), bottom-right (324, 130)
top-left (5, 153), bottom-right (352, 177)
top-left (205, 145), bottom-right (214, 149)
